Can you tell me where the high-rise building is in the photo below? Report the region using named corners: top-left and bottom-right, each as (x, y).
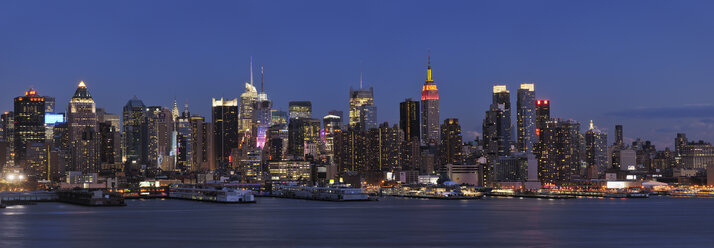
top-left (535, 100), bottom-right (550, 135)
top-left (43, 96), bottom-right (55, 114)
top-left (176, 108), bottom-right (192, 172)
top-left (585, 120), bottom-right (608, 177)
top-left (14, 88), bottom-right (45, 166)
top-left (145, 107), bottom-right (173, 168)
top-left (420, 57), bottom-right (440, 145)
top-left (535, 118), bottom-right (581, 184)
top-left (288, 101), bottom-right (312, 120)
top-left (287, 118), bottom-right (321, 159)
top-left (366, 122), bottom-right (403, 172)
top-left (239, 82), bottom-right (258, 133)
top-left (190, 115), bottom-right (208, 171)
top-left (615, 125), bottom-right (624, 146)
top-left (483, 103), bottom-right (511, 158)
top-left (1, 112), bottom-right (14, 165)
top-left (67, 81), bottom-right (100, 173)
top-left (517, 83), bottom-right (536, 153)
top-left (323, 114), bottom-right (342, 163)
top-left (122, 96), bottom-right (147, 168)
top-left (399, 98), bottom-right (420, 141)
top-left (440, 118), bottom-right (463, 166)
top-left (271, 110), bottom-right (288, 126)
top-left (349, 85), bottom-right (375, 130)
top-left (334, 126), bottom-right (367, 172)
top-left (212, 97), bottom-right (239, 169)
top-left (674, 133), bottom-right (714, 170)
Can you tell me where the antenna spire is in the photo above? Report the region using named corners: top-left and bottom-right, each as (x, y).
top-left (249, 56), bottom-right (254, 86)
top-left (260, 65), bottom-right (264, 93)
top-left (426, 49), bottom-right (433, 82)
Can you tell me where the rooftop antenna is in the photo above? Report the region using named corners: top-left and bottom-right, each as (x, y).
top-left (261, 65), bottom-right (264, 93)
top-left (360, 61), bottom-right (363, 89)
top-left (249, 56), bottom-right (254, 86)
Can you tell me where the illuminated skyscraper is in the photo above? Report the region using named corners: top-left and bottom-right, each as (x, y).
top-left (585, 120), bottom-right (608, 176)
top-left (254, 66), bottom-right (272, 149)
top-left (535, 118), bottom-right (580, 184)
top-left (14, 88), bottom-right (45, 166)
top-left (323, 114), bottom-right (342, 163)
top-left (440, 118), bottom-right (463, 166)
top-left (212, 98), bottom-right (239, 169)
top-left (399, 98), bottom-right (420, 141)
top-left (517, 83), bottom-right (536, 153)
top-left (239, 82), bottom-right (258, 133)
top-left (176, 106), bottom-right (192, 172)
top-left (122, 96), bottom-right (147, 168)
top-left (535, 99), bottom-right (550, 135)
top-left (349, 80), bottom-right (375, 130)
top-left (67, 81), bottom-right (100, 173)
top-left (420, 56), bottom-right (440, 145)
top-left (288, 101), bottom-right (312, 119)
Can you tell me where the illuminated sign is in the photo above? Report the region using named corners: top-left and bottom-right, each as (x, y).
top-left (607, 181), bottom-right (626, 189)
top-left (45, 114), bottom-right (65, 124)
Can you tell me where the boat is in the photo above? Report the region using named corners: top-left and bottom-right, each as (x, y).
top-left (169, 184), bottom-right (256, 203)
top-left (272, 184), bottom-right (372, 201)
top-left (604, 191), bottom-right (649, 198)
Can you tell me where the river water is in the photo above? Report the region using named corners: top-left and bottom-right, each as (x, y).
top-left (1, 196), bottom-right (712, 247)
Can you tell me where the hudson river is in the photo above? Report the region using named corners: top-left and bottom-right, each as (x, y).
top-left (1, 197), bottom-right (712, 247)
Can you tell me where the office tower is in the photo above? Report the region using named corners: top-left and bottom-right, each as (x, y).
top-left (43, 96), bottom-right (55, 114)
top-left (366, 122), bottom-right (403, 172)
top-left (349, 83), bottom-right (376, 130)
top-left (176, 107), bottom-right (192, 172)
top-left (323, 114), bottom-right (342, 163)
top-left (287, 118), bottom-right (321, 159)
top-left (585, 120), bottom-right (608, 177)
top-left (535, 99), bottom-right (550, 134)
top-left (67, 81), bottom-right (100, 173)
top-left (14, 88), bottom-right (45, 166)
top-left (25, 142), bottom-right (52, 180)
top-left (266, 124), bottom-right (288, 161)
top-left (399, 98), bottom-right (420, 141)
top-left (328, 110), bottom-right (343, 119)
top-left (145, 107), bottom-right (173, 168)
top-left (421, 57), bottom-right (440, 145)
top-left (675, 133), bottom-right (687, 155)
top-left (493, 155), bottom-right (529, 182)
top-left (440, 118), bottom-right (463, 166)
top-left (212, 98), bottom-right (239, 169)
top-left (122, 96), bottom-right (147, 168)
top-left (535, 118), bottom-right (581, 184)
top-left (1, 112), bottom-right (14, 165)
top-left (492, 85), bottom-right (511, 140)
top-left (254, 68), bottom-right (272, 149)
top-left (239, 82), bottom-right (257, 133)
top-left (98, 121), bottom-right (118, 163)
top-left (483, 103), bottom-right (511, 158)
top-left (334, 126), bottom-right (367, 172)
top-left (674, 134), bottom-right (714, 170)
top-left (360, 105), bottom-right (378, 130)
top-left (288, 101), bottom-right (312, 119)
top-left (190, 115), bottom-right (208, 171)
top-left (517, 83), bottom-right (536, 153)
top-left (271, 110), bottom-right (288, 126)
top-left (615, 125), bottom-right (623, 146)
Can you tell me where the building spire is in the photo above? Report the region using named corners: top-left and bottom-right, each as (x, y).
top-left (426, 49), bottom-right (432, 82)
top-left (249, 56), bottom-right (254, 86)
top-left (360, 70), bottom-right (363, 89)
top-left (589, 120), bottom-right (594, 130)
top-left (260, 65), bottom-right (264, 93)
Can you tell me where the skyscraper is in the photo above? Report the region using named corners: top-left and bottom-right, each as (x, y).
top-left (13, 88), bottom-right (45, 166)
top-left (615, 125), bottom-right (624, 146)
top-left (585, 120), bottom-right (608, 176)
top-left (122, 96), bottom-right (147, 168)
top-left (366, 122), bottom-right (403, 172)
top-left (535, 118), bottom-right (581, 184)
top-left (287, 118), bottom-right (321, 159)
top-left (254, 67), bottom-right (272, 149)
top-left (288, 101), bottom-right (312, 119)
top-left (323, 114), bottom-right (342, 163)
top-left (399, 98), bottom-right (420, 141)
top-left (517, 83), bottom-right (536, 153)
top-left (67, 81), bottom-right (100, 173)
top-left (440, 118), bottom-right (463, 166)
top-left (349, 83), bottom-right (375, 130)
top-left (212, 97), bottom-right (239, 169)
top-left (420, 56), bottom-right (440, 145)
top-left (535, 99), bottom-right (550, 135)
top-left (239, 82), bottom-right (258, 133)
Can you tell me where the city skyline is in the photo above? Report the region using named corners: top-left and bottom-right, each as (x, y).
top-left (3, 1), bottom-right (714, 148)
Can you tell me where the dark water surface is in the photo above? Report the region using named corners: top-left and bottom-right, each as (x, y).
top-left (1, 197), bottom-right (712, 247)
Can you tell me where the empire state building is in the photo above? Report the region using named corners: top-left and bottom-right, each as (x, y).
top-left (421, 56), bottom-right (440, 145)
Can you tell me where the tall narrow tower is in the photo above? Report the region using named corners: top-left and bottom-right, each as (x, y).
top-left (67, 81), bottom-right (100, 173)
top-left (420, 55), bottom-right (440, 145)
top-left (517, 83), bottom-right (536, 153)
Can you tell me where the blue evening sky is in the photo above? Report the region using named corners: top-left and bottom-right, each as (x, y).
top-left (2, 0), bottom-right (714, 148)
